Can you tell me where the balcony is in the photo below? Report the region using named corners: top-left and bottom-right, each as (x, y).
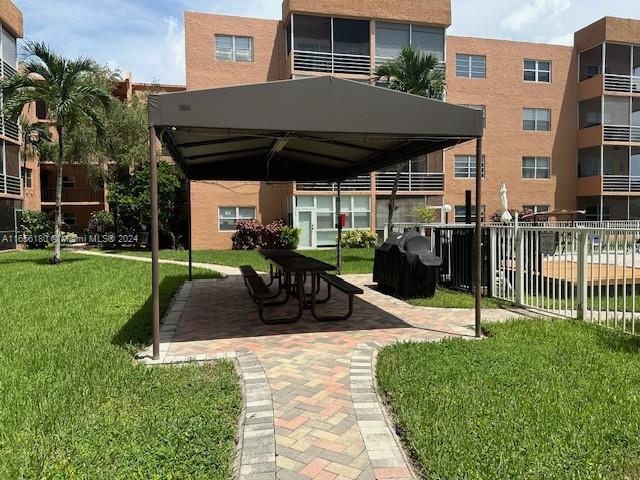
top-left (0, 116), bottom-right (19, 142)
top-left (0, 174), bottom-right (21, 196)
top-left (41, 188), bottom-right (104, 203)
top-left (603, 125), bottom-right (640, 143)
top-left (1, 60), bottom-right (17, 78)
top-left (604, 74), bottom-right (640, 94)
top-left (376, 172), bottom-right (444, 192)
top-left (293, 50), bottom-right (371, 75)
top-left (296, 175), bottom-right (371, 192)
top-left (603, 175), bottom-right (640, 193)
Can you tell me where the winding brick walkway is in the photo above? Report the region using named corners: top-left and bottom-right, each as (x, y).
top-left (144, 273), bottom-right (521, 479)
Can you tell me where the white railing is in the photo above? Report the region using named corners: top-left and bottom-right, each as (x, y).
top-left (603, 175), bottom-right (640, 192)
top-left (603, 124), bottom-right (640, 143)
top-left (490, 225), bottom-right (640, 335)
top-left (376, 172), bottom-right (444, 192)
top-left (604, 73), bottom-right (640, 94)
top-left (293, 50), bottom-right (371, 75)
top-left (1, 173), bottom-right (21, 196)
top-left (296, 175), bottom-right (371, 192)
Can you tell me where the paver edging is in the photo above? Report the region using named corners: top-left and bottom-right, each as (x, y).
top-left (350, 342), bottom-right (419, 480)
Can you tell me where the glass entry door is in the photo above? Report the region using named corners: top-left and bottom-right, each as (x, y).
top-left (297, 210), bottom-right (313, 248)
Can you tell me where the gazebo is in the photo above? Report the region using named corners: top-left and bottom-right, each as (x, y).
top-left (147, 76), bottom-right (484, 359)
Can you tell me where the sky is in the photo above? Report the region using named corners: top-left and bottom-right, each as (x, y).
top-left (12, 0), bottom-right (640, 85)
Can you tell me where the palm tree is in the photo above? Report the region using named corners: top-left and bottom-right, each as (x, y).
top-left (1, 41), bottom-right (112, 263)
top-left (372, 46), bottom-right (445, 234)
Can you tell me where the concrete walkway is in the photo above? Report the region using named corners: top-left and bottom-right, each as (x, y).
top-left (140, 274), bottom-right (523, 480)
top-left (73, 249), bottom-right (246, 276)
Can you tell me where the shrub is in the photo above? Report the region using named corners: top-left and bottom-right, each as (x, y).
top-left (232, 220), bottom-right (262, 250)
top-left (261, 220), bottom-right (285, 250)
top-left (341, 229), bottom-right (377, 248)
top-left (86, 211), bottom-right (116, 247)
top-left (414, 205), bottom-right (440, 223)
top-left (20, 210), bottom-right (53, 249)
top-left (280, 226), bottom-right (300, 249)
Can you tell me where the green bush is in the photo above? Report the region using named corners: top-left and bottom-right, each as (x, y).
top-left (280, 226), bottom-right (300, 249)
top-left (20, 210), bottom-right (53, 249)
top-left (86, 211), bottom-right (115, 247)
top-left (341, 229), bottom-right (377, 248)
top-left (414, 205), bottom-right (440, 223)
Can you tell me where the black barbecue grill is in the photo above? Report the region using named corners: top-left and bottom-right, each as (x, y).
top-left (373, 230), bottom-right (442, 298)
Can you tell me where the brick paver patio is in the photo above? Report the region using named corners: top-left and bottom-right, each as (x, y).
top-left (149, 273), bottom-right (521, 479)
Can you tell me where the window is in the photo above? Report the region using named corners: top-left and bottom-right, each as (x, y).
top-left (62, 212), bottom-right (76, 226)
top-left (462, 105), bottom-right (486, 128)
top-left (522, 156), bottom-right (550, 179)
top-left (215, 35), bottom-right (253, 62)
top-left (524, 59), bottom-right (551, 82)
top-left (454, 155), bottom-right (485, 178)
top-left (523, 205), bottom-right (550, 214)
top-left (456, 54), bottom-right (486, 78)
top-left (21, 168), bottom-right (32, 188)
top-left (35, 101), bottom-right (48, 120)
top-left (454, 205), bottom-right (485, 223)
top-left (375, 22), bottom-right (445, 62)
top-left (523, 108), bottom-right (551, 131)
top-left (62, 176), bottom-right (75, 188)
top-left (333, 18), bottom-right (370, 56)
top-left (586, 205), bottom-right (610, 221)
top-left (219, 206), bottom-right (256, 231)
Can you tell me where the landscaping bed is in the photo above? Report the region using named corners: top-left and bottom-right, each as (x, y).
top-left (377, 320), bottom-right (640, 479)
top-left (0, 251), bottom-right (239, 479)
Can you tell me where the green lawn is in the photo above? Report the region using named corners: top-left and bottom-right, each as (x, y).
top-left (0, 250), bottom-right (240, 479)
top-left (377, 320), bottom-right (640, 479)
top-left (106, 247), bottom-right (376, 274)
top-left (407, 287), bottom-right (507, 309)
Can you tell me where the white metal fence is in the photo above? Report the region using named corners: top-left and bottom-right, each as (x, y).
top-left (490, 225), bottom-right (640, 335)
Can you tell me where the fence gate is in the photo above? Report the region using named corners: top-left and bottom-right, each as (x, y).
top-left (490, 225), bottom-right (640, 335)
top-left (435, 226), bottom-right (490, 294)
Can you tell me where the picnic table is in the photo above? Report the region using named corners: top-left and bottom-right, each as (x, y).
top-left (240, 249), bottom-right (363, 323)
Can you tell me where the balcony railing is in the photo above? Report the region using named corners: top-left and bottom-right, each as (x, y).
top-left (1, 116), bottom-right (19, 141)
top-left (603, 175), bottom-right (640, 193)
top-left (604, 74), bottom-right (640, 94)
top-left (293, 50), bottom-right (371, 75)
top-left (0, 173), bottom-right (21, 196)
top-left (41, 188), bottom-right (104, 203)
top-left (2, 61), bottom-right (17, 78)
top-left (376, 57), bottom-right (446, 72)
top-left (603, 125), bottom-right (640, 143)
top-left (376, 172), bottom-right (444, 192)
top-left (296, 175), bottom-right (371, 192)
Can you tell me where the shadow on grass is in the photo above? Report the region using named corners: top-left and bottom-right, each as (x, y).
top-left (0, 255), bottom-right (89, 266)
top-left (592, 324), bottom-right (640, 354)
top-left (112, 273), bottom-right (213, 351)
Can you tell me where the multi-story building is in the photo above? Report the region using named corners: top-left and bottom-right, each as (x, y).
top-left (0, 0), bottom-right (22, 249)
top-left (19, 73), bottom-right (185, 235)
top-left (183, 0), bottom-right (640, 250)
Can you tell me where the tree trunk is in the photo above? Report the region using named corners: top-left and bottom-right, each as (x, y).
top-left (386, 165), bottom-right (404, 236)
top-left (52, 126), bottom-right (63, 264)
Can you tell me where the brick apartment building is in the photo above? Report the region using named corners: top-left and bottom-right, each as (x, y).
top-left (183, 0), bottom-right (640, 249)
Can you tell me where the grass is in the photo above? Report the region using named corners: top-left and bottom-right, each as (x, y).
top-left (0, 250), bottom-right (240, 479)
top-left (407, 287), bottom-right (507, 309)
top-left (377, 320), bottom-right (640, 479)
top-left (105, 247), bottom-right (376, 274)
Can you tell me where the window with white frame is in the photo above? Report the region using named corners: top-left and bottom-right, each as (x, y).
top-left (215, 35), bottom-right (253, 62)
top-left (456, 54), bottom-right (486, 78)
top-left (454, 155), bottom-right (485, 178)
top-left (218, 206), bottom-right (256, 231)
top-left (522, 156), bottom-right (550, 179)
top-left (524, 59), bottom-right (551, 82)
top-left (523, 108), bottom-right (551, 131)
top-left (454, 205), bottom-right (485, 223)
top-left (523, 205), bottom-right (550, 214)
top-left (62, 175), bottom-right (75, 188)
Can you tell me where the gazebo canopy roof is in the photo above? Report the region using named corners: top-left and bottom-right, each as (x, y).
top-left (148, 76), bottom-right (483, 182)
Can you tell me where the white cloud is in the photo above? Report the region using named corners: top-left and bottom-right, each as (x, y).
top-left (545, 32), bottom-right (574, 45)
top-left (500, 0), bottom-right (571, 31)
top-left (162, 16), bottom-right (186, 84)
